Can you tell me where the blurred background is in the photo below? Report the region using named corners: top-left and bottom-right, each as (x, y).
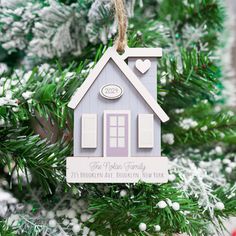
top-left (225, 0), bottom-right (236, 106)
top-left (0, 0), bottom-right (236, 235)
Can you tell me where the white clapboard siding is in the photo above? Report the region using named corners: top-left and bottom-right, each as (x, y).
top-left (138, 114), bottom-right (154, 148)
top-left (81, 114), bottom-right (97, 148)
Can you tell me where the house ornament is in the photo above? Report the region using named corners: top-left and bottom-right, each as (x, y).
top-left (66, 47), bottom-right (169, 183)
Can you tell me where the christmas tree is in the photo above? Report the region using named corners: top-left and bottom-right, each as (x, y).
top-left (0, 0), bottom-right (236, 235)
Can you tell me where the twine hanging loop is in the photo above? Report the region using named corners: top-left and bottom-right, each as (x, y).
top-left (114, 0), bottom-right (128, 53)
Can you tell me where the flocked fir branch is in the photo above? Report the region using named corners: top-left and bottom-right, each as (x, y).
top-left (0, 0), bottom-right (236, 235)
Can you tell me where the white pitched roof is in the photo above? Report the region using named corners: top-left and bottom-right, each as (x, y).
top-left (68, 47), bottom-right (169, 122)
top-left (121, 47), bottom-right (162, 60)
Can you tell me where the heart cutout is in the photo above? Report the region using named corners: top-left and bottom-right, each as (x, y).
top-left (135, 59), bottom-right (151, 74)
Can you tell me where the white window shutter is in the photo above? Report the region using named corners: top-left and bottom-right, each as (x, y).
top-left (81, 114), bottom-right (97, 148)
top-left (138, 114), bottom-right (154, 148)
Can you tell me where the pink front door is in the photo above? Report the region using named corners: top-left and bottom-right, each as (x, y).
top-left (105, 112), bottom-right (129, 157)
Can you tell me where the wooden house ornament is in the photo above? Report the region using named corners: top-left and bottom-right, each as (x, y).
top-left (67, 47), bottom-right (169, 183)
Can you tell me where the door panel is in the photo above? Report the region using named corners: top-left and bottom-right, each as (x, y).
top-left (105, 112), bottom-right (129, 157)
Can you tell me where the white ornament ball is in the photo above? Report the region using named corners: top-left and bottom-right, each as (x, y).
top-left (220, 132), bottom-right (225, 138)
top-left (56, 210), bottom-right (62, 217)
top-left (168, 174), bottom-right (176, 182)
top-left (222, 159), bottom-right (231, 164)
top-left (89, 231), bottom-right (96, 236)
top-left (67, 209), bottom-right (76, 219)
top-left (200, 126), bottom-right (208, 131)
top-left (160, 77), bottom-right (166, 85)
top-left (229, 162), bottom-right (236, 168)
top-left (215, 202), bottom-right (225, 210)
top-left (48, 219), bottom-right (57, 228)
top-left (83, 226), bottom-right (90, 235)
top-left (128, 228), bottom-right (133, 233)
top-left (72, 224), bottom-right (81, 234)
top-left (47, 211), bottom-right (55, 219)
top-left (62, 219), bottom-right (69, 226)
top-left (120, 190), bottom-right (127, 197)
top-left (139, 223), bottom-right (147, 231)
top-left (225, 167), bottom-right (232, 174)
top-left (154, 225), bottom-right (161, 232)
top-left (80, 213), bottom-right (88, 222)
top-left (172, 202), bottom-right (180, 211)
top-left (215, 146), bottom-right (222, 155)
top-left (159, 92), bottom-right (167, 97)
top-left (162, 133), bottom-right (175, 145)
top-left (71, 218), bottom-right (79, 224)
top-left (157, 200), bottom-right (167, 209)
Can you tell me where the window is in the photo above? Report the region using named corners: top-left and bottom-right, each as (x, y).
top-left (109, 115), bottom-right (126, 148)
top-left (138, 114), bottom-right (154, 148)
top-left (104, 111), bottom-right (130, 157)
top-left (81, 114), bottom-right (97, 148)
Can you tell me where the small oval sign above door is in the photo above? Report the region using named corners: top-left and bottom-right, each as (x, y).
top-left (100, 84), bottom-right (123, 99)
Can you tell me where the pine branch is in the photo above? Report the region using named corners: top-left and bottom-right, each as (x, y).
top-left (87, 183), bottom-right (209, 235)
top-left (0, 221), bottom-right (16, 236)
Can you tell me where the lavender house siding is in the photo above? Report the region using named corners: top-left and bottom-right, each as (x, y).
top-left (73, 59), bottom-right (161, 157)
top-left (128, 57), bottom-right (157, 99)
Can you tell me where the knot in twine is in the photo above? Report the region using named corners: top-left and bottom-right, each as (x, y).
top-left (114, 0), bottom-right (128, 53)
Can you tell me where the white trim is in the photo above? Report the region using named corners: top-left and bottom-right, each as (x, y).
top-left (103, 112), bottom-right (106, 157)
top-left (103, 110), bottom-right (131, 157)
top-left (111, 53), bottom-right (169, 122)
top-left (121, 47), bottom-right (162, 60)
top-left (68, 48), bottom-right (113, 109)
top-left (68, 47), bottom-right (169, 123)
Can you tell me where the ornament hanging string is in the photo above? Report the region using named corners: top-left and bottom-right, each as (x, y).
top-left (114, 0), bottom-right (128, 53)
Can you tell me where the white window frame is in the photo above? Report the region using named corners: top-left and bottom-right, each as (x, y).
top-left (103, 110), bottom-right (131, 157)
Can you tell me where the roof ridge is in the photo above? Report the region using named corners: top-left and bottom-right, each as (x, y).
top-left (68, 47), bottom-right (169, 122)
